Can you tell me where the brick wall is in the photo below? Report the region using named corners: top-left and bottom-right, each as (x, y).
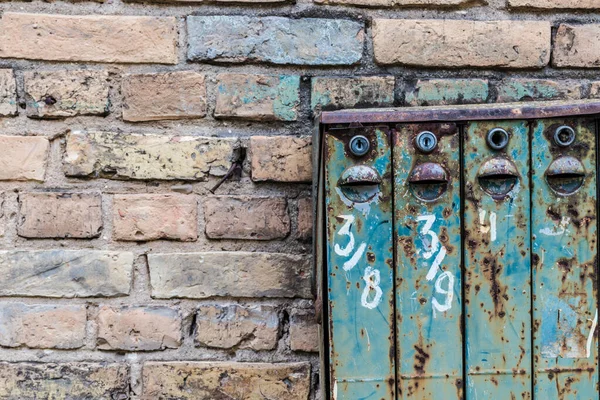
top-left (0, 0), bottom-right (598, 398)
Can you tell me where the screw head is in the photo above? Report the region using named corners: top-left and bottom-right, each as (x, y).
top-left (349, 135), bottom-right (370, 157)
top-left (415, 131), bottom-right (438, 153)
top-left (554, 125), bottom-right (576, 147)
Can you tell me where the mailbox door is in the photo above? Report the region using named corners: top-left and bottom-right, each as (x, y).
top-left (463, 121), bottom-right (532, 399)
top-left (324, 127), bottom-right (396, 398)
top-left (531, 119), bottom-right (598, 398)
top-left (393, 124), bottom-right (463, 399)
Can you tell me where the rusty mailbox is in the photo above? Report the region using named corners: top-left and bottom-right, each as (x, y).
top-left (313, 100), bottom-right (600, 400)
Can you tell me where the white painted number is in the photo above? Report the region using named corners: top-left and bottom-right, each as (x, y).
top-left (335, 214), bottom-right (382, 310)
top-left (417, 214), bottom-right (455, 317)
top-left (479, 209), bottom-right (497, 242)
top-left (432, 271), bottom-right (455, 317)
top-left (361, 267), bottom-right (383, 309)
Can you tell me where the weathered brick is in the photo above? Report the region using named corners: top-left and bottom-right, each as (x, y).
top-left (18, 192), bottom-right (102, 239)
top-left (148, 252), bottom-right (311, 299)
top-left (250, 136), bottom-right (312, 182)
top-left (64, 131), bottom-right (234, 181)
top-left (373, 19), bottom-right (550, 68)
top-left (24, 70), bottom-right (109, 119)
top-left (0, 13), bottom-right (177, 64)
top-left (0, 250), bottom-right (133, 298)
top-left (144, 0), bottom-right (288, 3)
top-left (554, 24), bottom-right (600, 68)
top-left (0, 363), bottom-right (129, 399)
top-left (495, 79), bottom-right (584, 103)
top-left (311, 76), bottom-right (395, 110)
top-left (143, 362), bottom-right (311, 399)
top-left (0, 69), bottom-right (16, 116)
top-left (0, 193), bottom-right (5, 238)
top-left (97, 306), bottom-right (182, 351)
top-left (215, 74), bottom-right (300, 121)
top-left (404, 79), bottom-right (489, 106)
top-left (204, 196), bottom-right (290, 240)
top-left (122, 71), bottom-right (207, 122)
top-left (187, 16), bottom-right (363, 65)
top-left (195, 304), bottom-right (279, 350)
top-left (297, 198), bottom-right (312, 240)
top-left (509, 0), bottom-right (600, 8)
top-left (316, 0), bottom-right (472, 5)
top-left (0, 136), bottom-right (49, 181)
top-left (289, 309), bottom-right (319, 353)
top-left (590, 82), bottom-right (600, 98)
top-left (0, 303), bottom-right (86, 349)
top-left (113, 194), bottom-right (197, 241)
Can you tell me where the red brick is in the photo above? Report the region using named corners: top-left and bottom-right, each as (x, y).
top-left (0, 136), bottom-right (49, 181)
top-left (18, 192), bottom-right (102, 239)
top-left (113, 194), bottom-right (197, 241)
top-left (122, 71), bottom-right (207, 122)
top-left (0, 303), bottom-right (86, 349)
top-left (289, 309), bottom-right (319, 352)
top-left (204, 196), bottom-right (290, 240)
top-left (297, 198), bottom-right (312, 239)
top-left (195, 304), bottom-right (279, 350)
top-left (96, 306), bottom-right (182, 351)
top-left (250, 136), bottom-right (312, 182)
top-left (373, 19), bottom-right (551, 68)
top-left (0, 13), bottom-right (177, 64)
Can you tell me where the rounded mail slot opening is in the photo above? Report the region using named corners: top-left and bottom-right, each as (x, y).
top-left (408, 162), bottom-right (449, 201)
top-left (486, 128), bottom-right (510, 151)
top-left (415, 131), bottom-right (438, 153)
top-left (554, 125), bottom-right (576, 147)
top-left (338, 165), bottom-right (382, 203)
top-left (477, 158), bottom-right (519, 199)
top-left (348, 135), bottom-right (371, 157)
top-left (545, 156), bottom-right (585, 195)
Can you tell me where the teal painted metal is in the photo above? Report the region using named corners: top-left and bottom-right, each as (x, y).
top-left (463, 121), bottom-right (532, 399)
top-left (325, 127), bottom-right (396, 399)
top-left (394, 123), bottom-right (463, 399)
top-left (531, 119), bottom-right (598, 398)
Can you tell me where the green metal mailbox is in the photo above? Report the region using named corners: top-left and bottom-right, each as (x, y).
top-left (313, 100), bottom-right (600, 400)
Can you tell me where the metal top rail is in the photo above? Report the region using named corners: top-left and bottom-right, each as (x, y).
top-left (319, 99), bottom-right (600, 125)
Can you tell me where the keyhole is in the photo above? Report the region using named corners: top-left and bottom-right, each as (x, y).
top-left (554, 125), bottom-right (575, 147)
top-left (486, 128), bottom-right (509, 150)
top-left (349, 135), bottom-right (370, 157)
top-left (415, 131), bottom-right (438, 153)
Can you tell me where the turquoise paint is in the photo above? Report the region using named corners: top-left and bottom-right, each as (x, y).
top-left (325, 127), bottom-right (395, 399)
top-left (464, 120), bottom-right (532, 399)
top-left (274, 76), bottom-right (301, 121)
top-left (216, 75), bottom-right (299, 121)
top-left (394, 124), bottom-right (463, 399)
top-left (405, 79), bottom-right (489, 106)
top-left (531, 119), bottom-right (598, 398)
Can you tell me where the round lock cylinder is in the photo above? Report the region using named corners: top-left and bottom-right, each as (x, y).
top-left (554, 125), bottom-right (576, 147)
top-left (486, 128), bottom-right (510, 151)
top-left (415, 131), bottom-right (438, 153)
top-left (349, 135), bottom-right (370, 157)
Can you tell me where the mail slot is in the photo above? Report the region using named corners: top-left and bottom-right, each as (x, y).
top-left (313, 100), bottom-right (600, 400)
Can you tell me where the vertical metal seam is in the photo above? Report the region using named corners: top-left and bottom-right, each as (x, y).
top-left (390, 125), bottom-right (399, 400)
top-left (594, 117), bottom-right (600, 399)
top-left (528, 119), bottom-right (535, 400)
top-left (459, 122), bottom-right (467, 400)
top-left (321, 127), bottom-right (332, 400)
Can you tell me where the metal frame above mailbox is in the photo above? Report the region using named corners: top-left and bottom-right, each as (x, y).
top-left (313, 100), bottom-right (600, 400)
